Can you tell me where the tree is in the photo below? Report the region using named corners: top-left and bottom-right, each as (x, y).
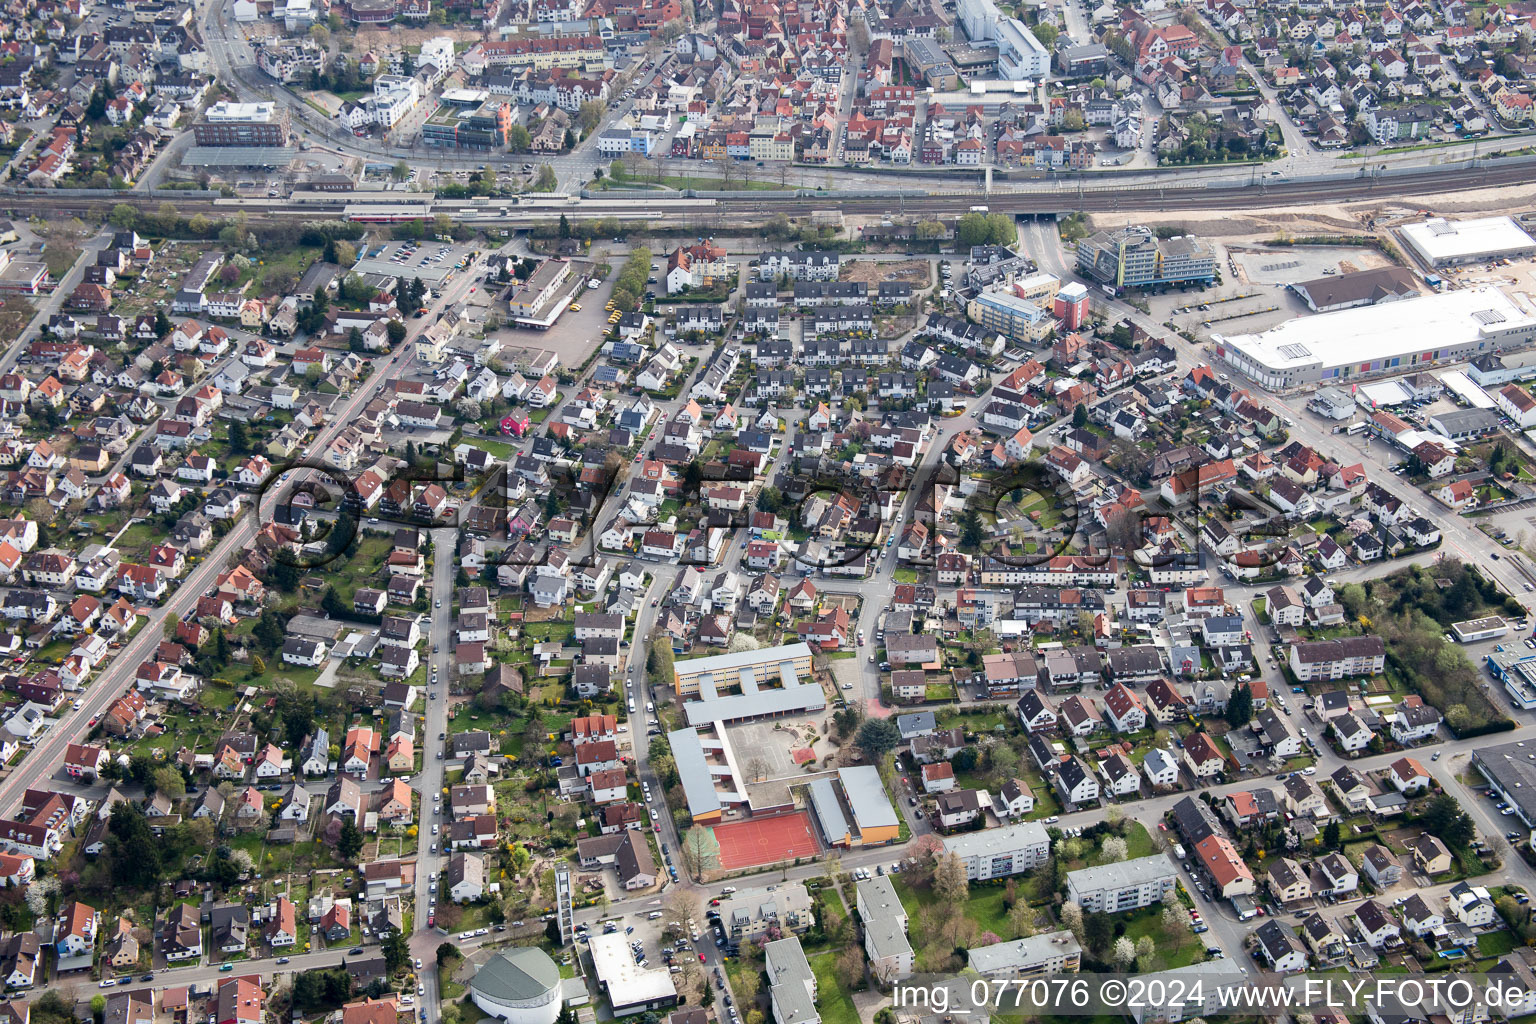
top-left (33, 993), bottom-right (77, 1024)
top-left (1135, 935), bottom-right (1157, 971)
top-left (1161, 903), bottom-right (1189, 957)
top-left (855, 718), bottom-right (901, 759)
top-left (152, 766), bottom-right (186, 801)
top-left (647, 641), bottom-right (675, 693)
top-left (1100, 836), bottom-right (1128, 863)
top-left (509, 124), bottom-right (532, 152)
top-left (934, 851), bottom-right (969, 904)
top-left (1084, 912), bottom-right (1113, 954)
top-left (1323, 820), bottom-right (1341, 850)
top-left (438, 942), bottom-right (461, 966)
top-left (1033, 21), bottom-right (1059, 48)
top-left (679, 827), bottom-right (720, 881)
top-left (833, 945), bottom-right (865, 989)
top-left (1112, 936), bottom-right (1136, 971)
top-left (960, 509), bottom-right (985, 551)
top-left (1224, 682), bottom-right (1253, 728)
top-left (1422, 793), bottom-right (1475, 849)
top-left (1072, 403), bottom-right (1089, 429)
top-left (338, 820), bottom-right (364, 861)
top-left (577, 101), bottom-right (608, 136)
top-left (1060, 900), bottom-right (1084, 942)
top-left (534, 164), bottom-right (558, 191)
top-left (228, 420), bottom-right (250, 454)
top-left (382, 930), bottom-right (410, 972)
top-left (347, 326), bottom-right (365, 353)
top-left (1007, 899), bottom-right (1035, 938)
top-left (110, 204), bottom-right (138, 230)
top-left (663, 888), bottom-right (701, 939)
top-left (107, 802), bottom-right (161, 889)
top-left (509, 841), bottom-right (532, 876)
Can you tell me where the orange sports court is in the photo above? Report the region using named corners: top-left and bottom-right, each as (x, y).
top-left (711, 811), bottom-right (822, 869)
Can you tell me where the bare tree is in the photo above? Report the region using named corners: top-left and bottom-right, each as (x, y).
top-left (934, 851), bottom-right (969, 904)
top-left (679, 827), bottom-right (720, 882)
top-left (663, 888), bottom-right (701, 939)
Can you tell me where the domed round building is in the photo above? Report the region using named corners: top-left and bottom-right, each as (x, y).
top-left (468, 946), bottom-right (564, 1024)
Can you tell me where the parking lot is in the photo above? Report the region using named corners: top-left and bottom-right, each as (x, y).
top-left (353, 240), bottom-right (478, 291)
top-left (574, 912), bottom-right (710, 977)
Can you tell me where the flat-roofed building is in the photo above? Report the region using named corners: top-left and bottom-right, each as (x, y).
top-left (806, 767), bottom-right (899, 847)
top-left (1217, 286), bottom-right (1536, 390)
top-left (673, 643), bottom-right (814, 697)
top-left (1066, 854), bottom-right (1178, 913)
top-left (855, 875), bottom-right (913, 982)
top-left (941, 821), bottom-right (1051, 880)
top-left (194, 101), bottom-right (290, 146)
top-left (1400, 216), bottom-right (1536, 268)
top-left (967, 930), bottom-right (1082, 976)
top-left (588, 932), bottom-right (677, 1016)
top-left (764, 937), bottom-right (818, 1024)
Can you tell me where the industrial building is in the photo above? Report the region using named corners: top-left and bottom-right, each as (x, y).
top-left (1486, 651), bottom-right (1536, 712)
top-left (1451, 616), bottom-right (1509, 643)
top-left (805, 766), bottom-right (899, 848)
top-left (1076, 226), bottom-right (1215, 293)
top-left (1289, 266), bottom-right (1420, 313)
top-left (1215, 285), bottom-right (1536, 390)
top-left (1428, 407), bottom-right (1501, 440)
top-left (1399, 216), bottom-right (1536, 268)
top-left (506, 259), bottom-right (573, 317)
top-left (193, 102), bottom-right (290, 146)
top-left (1472, 738), bottom-right (1536, 825)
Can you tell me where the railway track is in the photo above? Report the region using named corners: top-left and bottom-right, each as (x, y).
top-left (1, 156), bottom-right (1524, 223)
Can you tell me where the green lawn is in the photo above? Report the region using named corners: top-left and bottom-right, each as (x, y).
top-left (1121, 904), bottom-right (1204, 970)
top-left (1477, 930), bottom-right (1519, 958)
top-left (893, 569), bottom-right (918, 584)
top-left (807, 951), bottom-right (861, 1024)
top-left (891, 876), bottom-right (1022, 941)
